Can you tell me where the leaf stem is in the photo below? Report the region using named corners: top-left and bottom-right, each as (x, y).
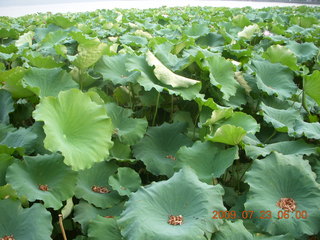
top-left (130, 83), bottom-right (135, 110)
top-left (263, 129), bottom-right (276, 144)
top-left (170, 95), bottom-right (174, 121)
top-left (152, 92), bottom-right (160, 126)
top-left (58, 214), bottom-right (68, 240)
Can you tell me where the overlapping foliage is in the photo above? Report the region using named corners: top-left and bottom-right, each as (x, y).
top-left (0, 5), bottom-right (319, 240)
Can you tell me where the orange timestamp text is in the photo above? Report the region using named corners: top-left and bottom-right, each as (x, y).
top-left (212, 210), bottom-right (308, 220)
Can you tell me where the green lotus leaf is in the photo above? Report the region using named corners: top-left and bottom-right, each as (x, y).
top-left (105, 103), bottom-right (148, 145)
top-left (6, 154), bottom-right (77, 210)
top-left (108, 167), bottom-right (141, 196)
top-left (184, 23), bottom-right (210, 37)
top-left (205, 108), bottom-right (233, 125)
top-left (293, 120), bottom-right (320, 140)
top-left (212, 220), bottom-right (253, 240)
top-left (0, 154), bottom-right (14, 186)
top-left (245, 139), bottom-right (319, 159)
top-left (0, 184), bottom-right (28, 203)
top-left (109, 139), bottom-right (134, 162)
top-left (210, 111), bottom-right (260, 134)
top-left (0, 90), bottom-right (14, 124)
top-left (118, 168), bottom-right (226, 240)
top-left (262, 45), bottom-right (299, 71)
top-left (176, 141), bottom-right (238, 184)
top-left (24, 51), bottom-right (65, 68)
top-left (304, 70), bottom-right (320, 106)
top-left (146, 51), bottom-right (199, 88)
top-left (126, 55), bottom-right (203, 100)
top-left (87, 216), bottom-right (123, 240)
top-left (206, 124), bottom-right (246, 145)
top-left (95, 55), bottom-right (140, 85)
top-left (287, 41), bottom-right (318, 63)
top-left (22, 68), bottom-right (78, 98)
top-left (153, 42), bottom-right (191, 72)
top-left (120, 34), bottom-right (148, 47)
top-left (72, 38), bottom-right (107, 69)
top-left (244, 152), bottom-right (320, 237)
top-left (251, 60), bottom-right (296, 100)
top-left (47, 15), bottom-right (75, 28)
top-left (0, 127), bottom-right (37, 154)
top-left (33, 89), bottom-right (113, 170)
top-left (259, 102), bottom-right (301, 134)
top-left (15, 31), bottom-right (34, 48)
top-left (237, 24), bottom-right (260, 39)
top-left (133, 122), bottom-right (193, 177)
top-left (196, 32), bottom-right (225, 48)
top-left (253, 234), bottom-right (294, 240)
top-left (205, 55), bottom-right (239, 100)
top-left (0, 199), bottom-right (52, 240)
top-left (0, 67), bottom-right (33, 98)
top-left (73, 200), bottom-right (124, 233)
top-left (75, 161), bottom-right (122, 208)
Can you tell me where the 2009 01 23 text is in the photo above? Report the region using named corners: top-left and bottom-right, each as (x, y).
top-left (212, 210), bottom-right (308, 219)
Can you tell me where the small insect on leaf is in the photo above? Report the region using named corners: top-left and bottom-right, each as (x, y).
top-left (91, 185), bottom-right (111, 194)
top-left (38, 184), bottom-right (49, 191)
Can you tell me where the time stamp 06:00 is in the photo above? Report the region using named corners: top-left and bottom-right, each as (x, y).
top-left (212, 210), bottom-right (308, 220)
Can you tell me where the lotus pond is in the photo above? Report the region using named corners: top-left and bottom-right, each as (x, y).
top-left (0, 5), bottom-right (320, 240)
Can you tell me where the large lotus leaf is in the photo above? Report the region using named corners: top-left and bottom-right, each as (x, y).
top-left (0, 127), bottom-right (37, 154)
top-left (206, 124), bottom-right (246, 145)
top-left (22, 67), bottom-right (78, 98)
top-left (262, 45), bottom-right (298, 71)
top-left (120, 34), bottom-right (148, 47)
top-left (15, 31), bottom-right (34, 48)
top-left (0, 199), bottom-right (52, 240)
top-left (176, 141), bottom-right (238, 184)
top-left (244, 152), bottom-right (320, 237)
top-left (0, 90), bottom-right (14, 124)
top-left (205, 108), bottom-right (233, 125)
top-left (95, 55), bottom-right (140, 85)
top-left (73, 200), bottom-right (124, 233)
top-left (146, 51), bottom-right (199, 88)
top-left (184, 23), bottom-right (210, 37)
top-left (6, 154), bottom-right (77, 210)
top-left (0, 154), bottom-right (14, 186)
top-left (24, 51), bottom-right (65, 68)
top-left (153, 42), bottom-right (191, 72)
top-left (75, 161), bottom-right (122, 208)
top-left (245, 139), bottom-right (319, 159)
top-left (33, 89), bottom-right (113, 170)
top-left (87, 216), bottom-right (123, 240)
top-left (210, 112), bottom-right (260, 135)
top-left (72, 39), bottom-right (107, 69)
top-left (304, 70), bottom-right (320, 106)
top-left (259, 102), bottom-right (302, 134)
top-left (287, 41), bottom-right (318, 63)
top-left (105, 103), bottom-right (148, 145)
top-left (108, 167), bottom-right (141, 196)
top-left (205, 55), bottom-right (239, 100)
top-left (109, 139), bottom-right (134, 162)
top-left (293, 120), bottom-right (320, 140)
top-left (126, 55), bottom-right (203, 100)
top-left (212, 220), bottom-right (253, 240)
top-left (133, 122), bottom-right (193, 177)
top-left (250, 60), bottom-right (296, 100)
top-left (0, 67), bottom-right (33, 98)
top-left (237, 24), bottom-right (260, 39)
top-left (118, 168), bottom-right (226, 240)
